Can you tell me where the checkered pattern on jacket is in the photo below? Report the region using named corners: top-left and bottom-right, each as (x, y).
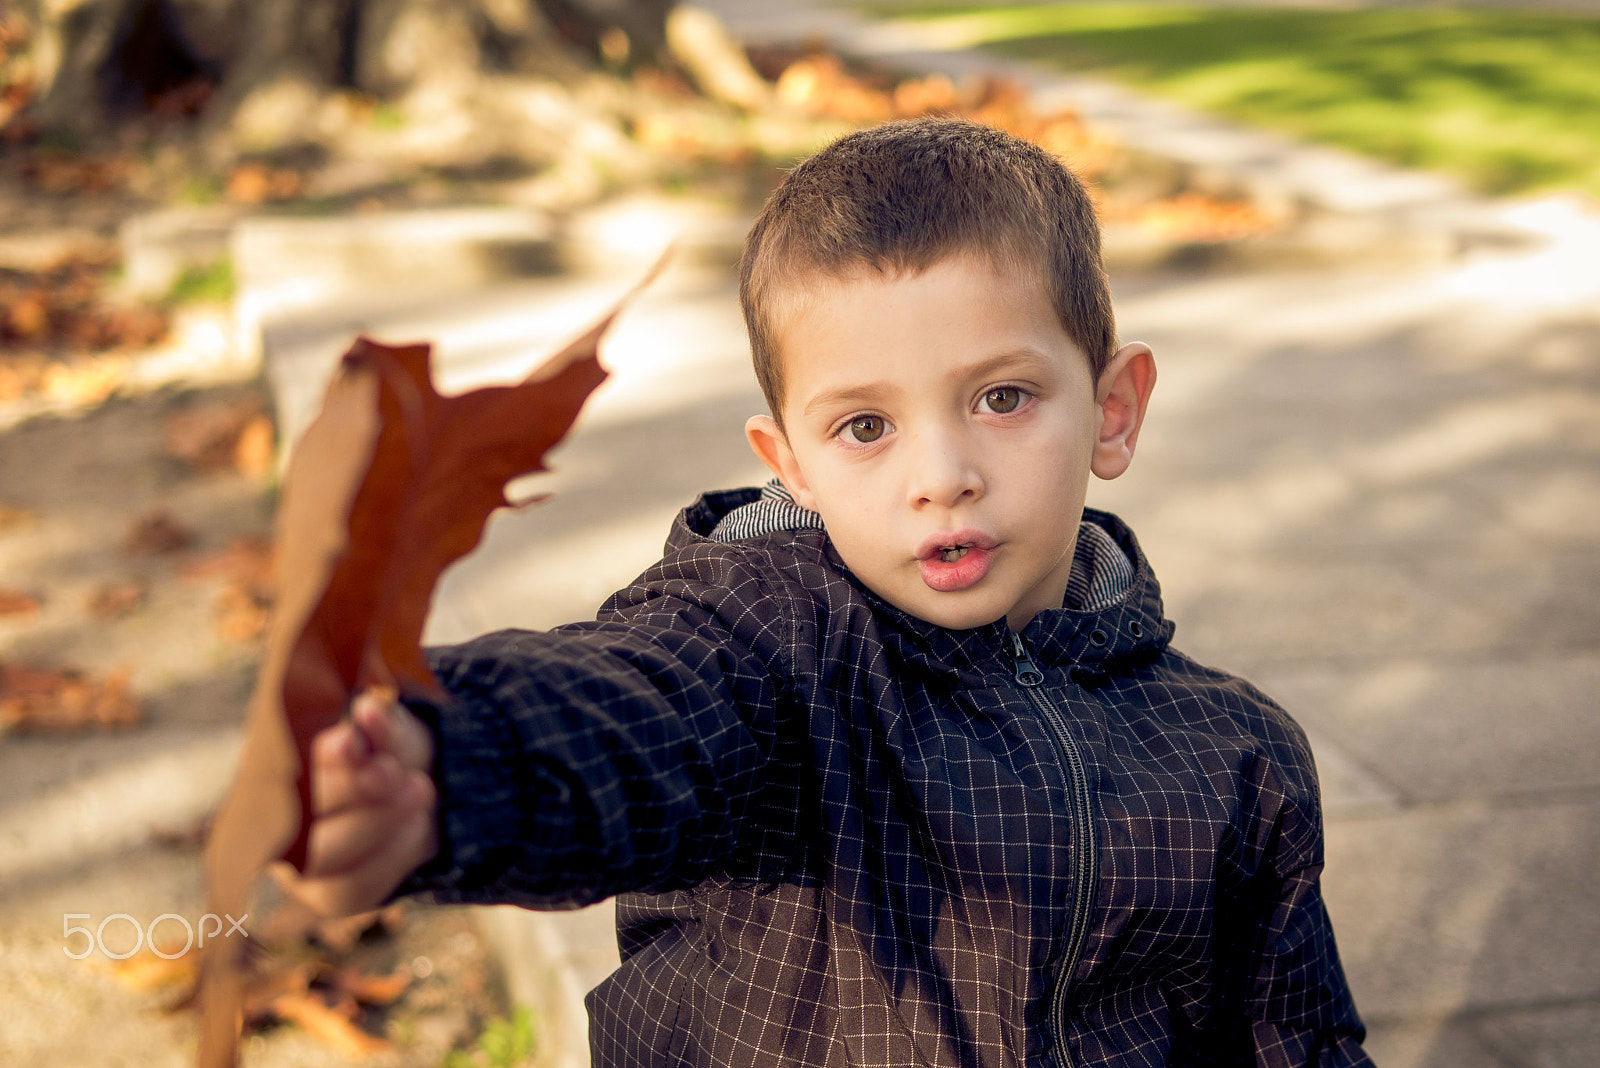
top-left (405, 489), bottom-right (1371, 1067)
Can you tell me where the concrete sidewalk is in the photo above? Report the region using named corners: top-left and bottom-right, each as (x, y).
top-left (241, 10), bottom-right (1600, 1067)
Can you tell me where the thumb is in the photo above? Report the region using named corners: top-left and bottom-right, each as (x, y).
top-left (351, 688), bottom-right (433, 773)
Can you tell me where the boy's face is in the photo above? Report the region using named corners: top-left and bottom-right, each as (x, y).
top-left (747, 255), bottom-right (1154, 632)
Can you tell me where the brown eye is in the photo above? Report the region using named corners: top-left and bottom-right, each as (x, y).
top-left (846, 416), bottom-right (885, 443)
top-left (984, 388), bottom-right (1022, 414)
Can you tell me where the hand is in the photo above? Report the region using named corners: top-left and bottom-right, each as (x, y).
top-left (274, 689), bottom-right (439, 917)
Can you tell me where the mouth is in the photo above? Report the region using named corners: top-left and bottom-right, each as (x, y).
top-left (916, 530), bottom-right (998, 593)
top-left (917, 530), bottom-right (997, 561)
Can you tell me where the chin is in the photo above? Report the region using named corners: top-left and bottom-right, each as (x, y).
top-left (900, 595), bottom-right (1009, 632)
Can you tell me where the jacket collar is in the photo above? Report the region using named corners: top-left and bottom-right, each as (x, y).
top-left (672, 489), bottom-right (1175, 681)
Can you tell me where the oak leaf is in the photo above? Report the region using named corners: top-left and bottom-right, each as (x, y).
top-left (199, 264), bottom-right (660, 1067)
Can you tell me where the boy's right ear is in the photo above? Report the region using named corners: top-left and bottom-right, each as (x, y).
top-left (745, 415), bottom-right (819, 511)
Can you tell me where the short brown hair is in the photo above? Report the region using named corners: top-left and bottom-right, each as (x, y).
top-left (740, 118), bottom-right (1116, 422)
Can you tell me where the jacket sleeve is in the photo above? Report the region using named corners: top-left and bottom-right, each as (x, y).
top-left (1241, 737), bottom-right (1374, 1068)
top-left (396, 541), bottom-right (802, 909)
top-left (1244, 859), bottom-right (1374, 1067)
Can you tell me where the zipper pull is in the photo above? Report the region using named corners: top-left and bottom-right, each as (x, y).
top-left (1010, 632), bottom-right (1045, 687)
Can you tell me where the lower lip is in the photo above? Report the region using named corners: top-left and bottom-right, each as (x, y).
top-left (919, 547), bottom-right (995, 592)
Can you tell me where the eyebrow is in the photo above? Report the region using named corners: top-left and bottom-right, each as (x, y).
top-left (799, 349), bottom-right (1054, 419)
top-left (802, 382), bottom-right (897, 419)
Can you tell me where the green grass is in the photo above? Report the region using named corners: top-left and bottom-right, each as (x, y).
top-left (165, 257), bottom-right (236, 305)
top-left (443, 1007), bottom-right (537, 1068)
top-left (865, 2), bottom-right (1600, 197)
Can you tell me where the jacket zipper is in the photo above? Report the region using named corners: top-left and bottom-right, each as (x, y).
top-left (1010, 632), bottom-right (1098, 1068)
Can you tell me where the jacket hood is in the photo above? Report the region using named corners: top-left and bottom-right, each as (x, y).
top-left (669, 486), bottom-right (1175, 681)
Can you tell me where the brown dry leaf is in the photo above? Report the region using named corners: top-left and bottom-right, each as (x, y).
top-left (125, 509), bottom-right (197, 555)
top-left (148, 76), bottom-right (214, 118)
top-left (99, 945), bottom-right (202, 995)
top-left (269, 991), bottom-right (394, 1058)
top-left (775, 54), bottom-right (893, 122)
top-left (164, 398), bottom-right (268, 472)
top-left (0, 502), bottom-right (38, 531)
top-left (0, 356), bottom-right (42, 402)
top-left (150, 812), bottom-right (213, 851)
top-left (1, 257), bottom-right (167, 366)
top-left (93, 896), bottom-right (412, 1059)
top-left (199, 260), bottom-right (664, 1068)
top-left (87, 577), bottom-right (151, 620)
top-left (214, 583), bottom-right (271, 645)
top-left (21, 151), bottom-right (130, 196)
top-left (1137, 192), bottom-right (1277, 243)
top-left (6, 291), bottom-right (47, 338)
top-left (227, 163), bottom-right (304, 205)
top-left (240, 960), bottom-right (315, 1022)
top-left (40, 356), bottom-right (126, 406)
top-left (234, 414), bottom-right (277, 479)
top-left (0, 587), bottom-right (40, 616)
top-left (0, 662), bottom-right (142, 732)
top-left (182, 537), bottom-right (275, 644)
top-left (181, 537), bottom-right (274, 583)
top-left (338, 965), bottom-right (411, 1006)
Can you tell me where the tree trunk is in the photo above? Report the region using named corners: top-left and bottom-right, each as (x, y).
top-left (20, 0), bottom-right (674, 142)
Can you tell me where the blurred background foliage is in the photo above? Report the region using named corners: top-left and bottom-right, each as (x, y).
top-left (869, 2), bottom-right (1600, 198)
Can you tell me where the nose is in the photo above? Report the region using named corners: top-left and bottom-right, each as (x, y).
top-left (906, 423), bottom-right (984, 510)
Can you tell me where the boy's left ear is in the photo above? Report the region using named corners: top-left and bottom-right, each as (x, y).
top-left (1091, 342), bottom-right (1156, 481)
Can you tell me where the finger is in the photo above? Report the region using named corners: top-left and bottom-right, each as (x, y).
top-left (303, 783), bottom-right (426, 879)
top-left (278, 806), bottom-right (438, 918)
top-left (310, 722), bottom-right (373, 814)
top-left (352, 691), bottom-right (434, 772)
top-left (312, 748), bottom-right (408, 814)
top-left (312, 719), bottom-right (370, 772)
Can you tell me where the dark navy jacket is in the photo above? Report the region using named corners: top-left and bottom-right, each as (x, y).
top-left (407, 489), bottom-right (1371, 1067)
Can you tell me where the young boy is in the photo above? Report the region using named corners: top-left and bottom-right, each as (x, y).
top-left (292, 119), bottom-right (1373, 1066)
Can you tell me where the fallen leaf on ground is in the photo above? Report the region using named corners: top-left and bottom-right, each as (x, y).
top-left (214, 582), bottom-right (271, 645)
top-left (40, 355), bottom-right (127, 406)
top-left (181, 537), bottom-right (273, 583)
top-left (227, 163), bottom-right (304, 205)
top-left (1, 256), bottom-right (166, 368)
top-left (337, 964), bottom-right (412, 1005)
top-left (1135, 191), bottom-right (1278, 243)
top-left (163, 398), bottom-right (269, 472)
top-left (150, 812), bottom-right (213, 851)
top-left (0, 587), bottom-right (40, 616)
top-left (87, 578), bottom-right (151, 619)
top-left (124, 509), bottom-right (197, 555)
top-left (0, 503), bottom-right (37, 531)
top-left (0, 662), bottom-right (141, 732)
top-left (234, 415), bottom-right (277, 478)
top-left (20, 151), bottom-right (131, 196)
top-left (182, 537), bottom-right (275, 644)
top-left (269, 990), bottom-right (395, 1057)
top-left (100, 900), bottom-right (413, 1058)
top-left (98, 944), bottom-right (202, 995)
